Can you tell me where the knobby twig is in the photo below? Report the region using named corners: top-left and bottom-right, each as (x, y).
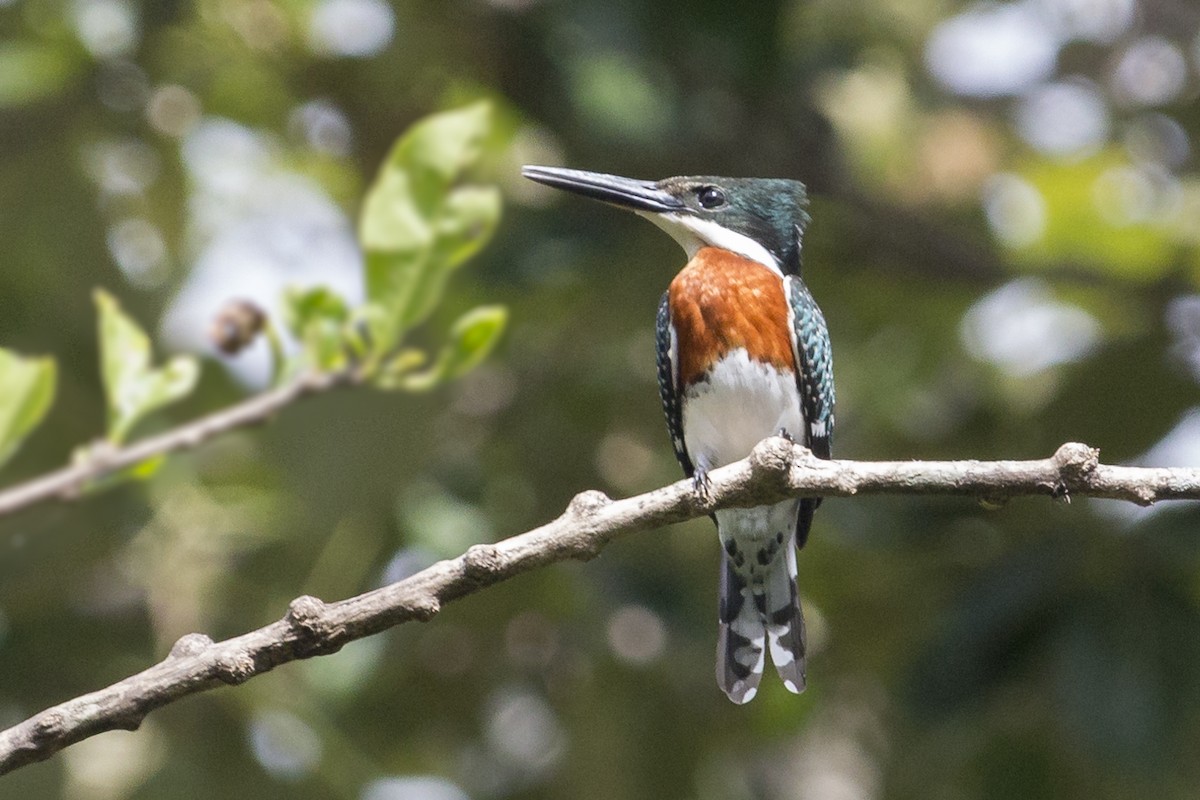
top-left (3, 438), bottom-right (1200, 774)
top-left (0, 370), bottom-right (358, 519)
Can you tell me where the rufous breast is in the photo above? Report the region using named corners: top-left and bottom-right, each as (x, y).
top-left (668, 247), bottom-right (794, 387)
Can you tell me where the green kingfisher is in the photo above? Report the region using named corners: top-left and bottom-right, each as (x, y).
top-left (523, 165), bottom-right (835, 703)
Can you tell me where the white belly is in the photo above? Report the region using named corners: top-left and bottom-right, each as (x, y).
top-left (684, 348), bottom-right (804, 574)
top-left (682, 348), bottom-right (803, 471)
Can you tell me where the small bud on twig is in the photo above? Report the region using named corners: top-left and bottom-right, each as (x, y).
top-left (208, 299), bottom-right (266, 355)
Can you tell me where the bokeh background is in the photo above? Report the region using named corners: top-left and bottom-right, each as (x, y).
top-left (4, 0), bottom-right (1200, 797)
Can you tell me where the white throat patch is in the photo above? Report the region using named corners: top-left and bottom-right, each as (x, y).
top-left (638, 211), bottom-right (783, 277)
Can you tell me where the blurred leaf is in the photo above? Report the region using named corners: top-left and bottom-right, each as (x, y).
top-left (360, 173), bottom-right (431, 256)
top-left (383, 101), bottom-right (492, 207)
top-left (282, 286), bottom-right (350, 334)
top-left (71, 449), bottom-right (166, 496)
top-left (396, 305), bottom-right (507, 391)
top-left (373, 348), bottom-right (427, 390)
top-left (365, 186), bottom-right (502, 349)
top-left (95, 289), bottom-right (200, 443)
top-left (359, 102), bottom-right (499, 355)
top-left (0, 349), bottom-right (56, 469)
top-left (0, 42), bottom-right (79, 107)
top-left (441, 305), bottom-right (508, 378)
top-left (434, 185), bottom-right (503, 271)
top-left (282, 285), bottom-right (351, 371)
top-left (360, 250), bottom-right (431, 354)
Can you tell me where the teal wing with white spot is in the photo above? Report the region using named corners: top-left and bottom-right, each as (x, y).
top-left (656, 291), bottom-right (694, 478)
top-left (785, 275), bottom-right (835, 547)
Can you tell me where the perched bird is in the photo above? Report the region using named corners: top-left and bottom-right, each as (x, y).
top-left (522, 166), bottom-right (835, 703)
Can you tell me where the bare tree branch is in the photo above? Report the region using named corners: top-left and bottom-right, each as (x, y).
top-left (3, 438), bottom-right (1199, 775)
top-left (0, 369), bottom-right (358, 520)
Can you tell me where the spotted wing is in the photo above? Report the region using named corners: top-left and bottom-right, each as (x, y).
top-left (785, 276), bottom-right (835, 547)
top-left (656, 291), bottom-right (694, 478)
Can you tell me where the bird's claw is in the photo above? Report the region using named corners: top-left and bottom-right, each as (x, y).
top-left (692, 467), bottom-right (713, 502)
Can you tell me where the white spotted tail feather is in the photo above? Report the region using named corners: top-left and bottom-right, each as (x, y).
top-left (717, 500), bottom-right (808, 703)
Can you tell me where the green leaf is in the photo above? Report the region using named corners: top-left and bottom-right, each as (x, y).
top-left (282, 285), bottom-right (353, 371)
top-left (71, 448), bottom-right (166, 496)
top-left (95, 290), bottom-right (200, 443)
top-left (398, 305), bottom-right (508, 391)
top-left (359, 102), bottom-right (499, 355)
top-left (361, 187), bottom-right (502, 352)
top-left (441, 306), bottom-right (508, 378)
top-left (433, 185), bottom-right (503, 271)
top-left (359, 169), bottom-right (433, 256)
top-left (0, 349), bottom-right (56, 469)
top-left (372, 348), bottom-right (428, 390)
top-left (282, 286), bottom-right (350, 335)
top-left (360, 101), bottom-right (492, 253)
top-left (362, 250), bottom-right (433, 354)
top-left (384, 101), bottom-right (493, 211)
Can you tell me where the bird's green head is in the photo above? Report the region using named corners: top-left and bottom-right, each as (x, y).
top-left (522, 166), bottom-right (811, 275)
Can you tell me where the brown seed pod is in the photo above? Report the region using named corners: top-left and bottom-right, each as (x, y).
top-left (208, 299), bottom-right (267, 355)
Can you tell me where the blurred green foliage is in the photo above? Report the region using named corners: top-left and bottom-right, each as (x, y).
top-left (0, 349), bottom-right (55, 469)
top-left (358, 101), bottom-right (506, 381)
top-left (3, 0), bottom-right (1200, 799)
top-left (95, 288), bottom-right (200, 444)
top-left (0, 100), bottom-right (505, 490)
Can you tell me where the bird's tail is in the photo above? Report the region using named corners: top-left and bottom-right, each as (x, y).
top-left (765, 543), bottom-right (806, 694)
top-left (716, 556), bottom-right (764, 704)
top-left (716, 545), bottom-right (806, 703)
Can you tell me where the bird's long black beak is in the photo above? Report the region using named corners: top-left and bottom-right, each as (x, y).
top-left (522, 165), bottom-right (684, 213)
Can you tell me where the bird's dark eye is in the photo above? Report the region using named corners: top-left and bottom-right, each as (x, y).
top-left (697, 186), bottom-right (726, 209)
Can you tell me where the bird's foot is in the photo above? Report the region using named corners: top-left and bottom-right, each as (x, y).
top-left (692, 466), bottom-right (713, 502)
top-left (775, 427), bottom-right (795, 443)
